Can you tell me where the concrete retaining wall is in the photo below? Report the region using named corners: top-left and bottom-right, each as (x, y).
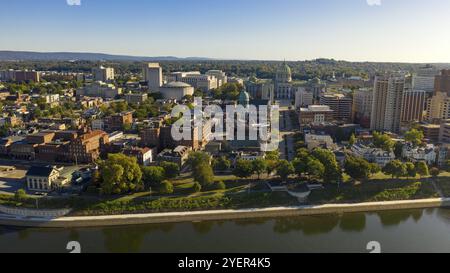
top-left (1, 198), bottom-right (450, 228)
top-left (0, 205), bottom-right (71, 218)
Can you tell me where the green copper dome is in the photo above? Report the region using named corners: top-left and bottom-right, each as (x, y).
top-left (238, 88), bottom-right (250, 106)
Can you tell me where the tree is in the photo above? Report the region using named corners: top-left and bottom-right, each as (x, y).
top-left (311, 148), bottom-right (342, 183)
top-left (306, 157), bottom-right (325, 181)
top-left (159, 161), bottom-right (180, 179)
top-left (193, 163), bottom-right (215, 187)
top-left (383, 160), bottom-right (407, 179)
top-left (100, 154), bottom-right (143, 195)
top-left (15, 189), bottom-right (27, 202)
top-left (213, 156), bottom-right (231, 172)
top-left (188, 152), bottom-right (214, 186)
top-left (394, 141), bottom-right (404, 159)
top-left (445, 160), bottom-right (450, 172)
top-left (430, 167), bottom-right (441, 177)
top-left (252, 158), bottom-right (267, 179)
top-left (405, 129), bottom-right (424, 147)
top-left (193, 182), bottom-right (202, 193)
top-left (276, 160), bottom-right (294, 181)
top-left (416, 161), bottom-right (430, 178)
top-left (405, 162), bottom-right (417, 178)
top-left (344, 156), bottom-right (371, 181)
top-left (159, 181), bottom-right (174, 194)
top-left (373, 131), bottom-right (395, 152)
top-left (142, 166), bottom-right (165, 188)
top-left (188, 152), bottom-right (211, 171)
top-left (233, 159), bottom-right (254, 179)
top-left (212, 181), bottom-right (226, 190)
top-left (349, 134), bottom-right (357, 146)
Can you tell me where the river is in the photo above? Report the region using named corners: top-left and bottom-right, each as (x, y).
top-left (2, 208), bottom-right (450, 253)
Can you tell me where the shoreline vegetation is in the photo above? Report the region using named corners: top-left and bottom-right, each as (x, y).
top-left (1, 172), bottom-right (449, 219)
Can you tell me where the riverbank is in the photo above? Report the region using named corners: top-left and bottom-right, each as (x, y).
top-left (1, 197), bottom-right (450, 228)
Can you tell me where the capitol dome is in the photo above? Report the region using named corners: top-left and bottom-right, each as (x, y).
top-left (276, 61), bottom-right (292, 83)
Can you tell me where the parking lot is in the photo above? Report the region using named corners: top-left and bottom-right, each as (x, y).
top-left (0, 167), bottom-right (27, 194)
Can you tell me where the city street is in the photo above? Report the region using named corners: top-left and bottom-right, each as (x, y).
top-left (278, 103), bottom-right (300, 161)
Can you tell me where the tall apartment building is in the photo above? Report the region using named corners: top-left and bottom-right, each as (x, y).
top-left (435, 69), bottom-right (450, 96)
top-left (92, 66), bottom-right (115, 82)
top-left (0, 70), bottom-right (40, 82)
top-left (401, 90), bottom-right (428, 122)
top-left (353, 88), bottom-right (373, 128)
top-left (412, 66), bottom-right (438, 93)
top-left (143, 63), bottom-right (163, 92)
top-left (440, 120), bottom-right (450, 144)
top-left (319, 93), bottom-right (353, 121)
top-left (370, 75), bottom-right (405, 133)
top-left (426, 92), bottom-right (450, 122)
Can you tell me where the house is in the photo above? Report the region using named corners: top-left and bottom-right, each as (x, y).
top-left (26, 166), bottom-right (69, 192)
top-left (157, 146), bottom-right (191, 167)
top-left (351, 143), bottom-right (395, 167)
top-left (402, 143), bottom-right (437, 165)
top-left (124, 147), bottom-right (157, 166)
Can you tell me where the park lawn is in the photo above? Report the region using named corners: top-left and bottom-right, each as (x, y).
top-left (435, 175), bottom-right (450, 197)
top-left (70, 191), bottom-right (298, 216)
top-left (308, 180), bottom-right (438, 204)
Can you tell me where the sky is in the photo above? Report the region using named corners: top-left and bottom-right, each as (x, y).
top-left (1, 0), bottom-right (450, 62)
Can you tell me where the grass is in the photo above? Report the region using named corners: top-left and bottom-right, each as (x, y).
top-left (309, 180), bottom-right (438, 204)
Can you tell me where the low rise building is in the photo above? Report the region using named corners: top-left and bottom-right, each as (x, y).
top-left (103, 111), bottom-right (133, 132)
top-left (402, 143), bottom-right (437, 165)
top-left (124, 92), bottom-right (148, 104)
top-left (299, 105), bottom-right (334, 128)
top-left (157, 146), bottom-right (191, 167)
top-left (351, 143), bottom-right (395, 167)
top-left (124, 147), bottom-right (157, 166)
top-left (77, 82), bottom-right (122, 99)
top-left (26, 166), bottom-right (68, 192)
top-left (304, 134), bottom-right (336, 150)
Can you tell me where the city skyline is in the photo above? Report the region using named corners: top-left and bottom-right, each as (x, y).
top-left (1, 0), bottom-right (450, 63)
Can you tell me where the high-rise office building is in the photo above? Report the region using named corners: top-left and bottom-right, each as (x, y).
top-left (93, 66), bottom-right (114, 82)
top-left (370, 75), bottom-right (405, 133)
top-left (435, 69), bottom-right (450, 96)
top-left (319, 93), bottom-right (353, 121)
top-left (401, 90), bottom-right (428, 122)
top-left (143, 63), bottom-right (163, 92)
top-left (412, 66), bottom-right (438, 93)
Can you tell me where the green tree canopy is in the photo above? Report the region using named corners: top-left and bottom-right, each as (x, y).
top-left (383, 160), bottom-right (407, 179)
top-left (160, 161), bottom-right (180, 179)
top-left (373, 131), bottom-right (395, 152)
top-left (404, 129), bottom-right (424, 147)
top-left (233, 159), bottom-right (254, 179)
top-left (311, 148), bottom-right (343, 183)
top-left (100, 154), bottom-right (143, 195)
top-left (276, 160), bottom-right (295, 181)
top-left (142, 166), bottom-right (165, 188)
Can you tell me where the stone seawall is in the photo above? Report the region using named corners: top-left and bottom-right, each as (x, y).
top-left (1, 198), bottom-right (449, 228)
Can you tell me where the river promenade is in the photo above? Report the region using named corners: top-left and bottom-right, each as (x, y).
top-left (1, 197), bottom-right (450, 228)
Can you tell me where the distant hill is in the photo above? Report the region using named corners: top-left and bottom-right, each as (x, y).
top-left (0, 51), bottom-right (213, 61)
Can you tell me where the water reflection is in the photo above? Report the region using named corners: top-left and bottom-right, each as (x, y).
top-left (273, 214), bottom-right (340, 235)
top-left (339, 213), bottom-right (366, 232)
top-left (376, 210), bottom-right (424, 226)
top-left (102, 224), bottom-right (175, 253)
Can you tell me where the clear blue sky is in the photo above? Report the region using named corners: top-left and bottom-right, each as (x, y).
top-left (1, 0), bottom-right (450, 62)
